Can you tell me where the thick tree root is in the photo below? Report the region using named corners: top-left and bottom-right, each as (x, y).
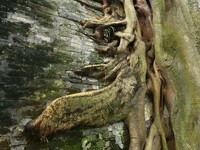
top-left (125, 84), bottom-right (147, 150)
top-left (26, 65), bottom-right (139, 141)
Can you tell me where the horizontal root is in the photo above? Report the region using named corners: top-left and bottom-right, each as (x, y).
top-left (26, 67), bottom-right (138, 140)
top-left (82, 18), bottom-right (126, 29)
top-left (115, 31), bottom-right (135, 42)
top-left (75, 64), bottom-right (107, 79)
top-left (75, 57), bottom-right (121, 80)
top-left (104, 19), bottom-right (127, 27)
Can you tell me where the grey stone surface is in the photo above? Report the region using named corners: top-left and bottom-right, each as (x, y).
top-left (0, 0), bottom-right (129, 149)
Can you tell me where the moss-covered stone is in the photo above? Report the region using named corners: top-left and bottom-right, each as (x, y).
top-left (0, 0), bottom-right (103, 149)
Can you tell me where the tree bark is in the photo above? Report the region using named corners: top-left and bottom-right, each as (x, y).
top-left (154, 0), bottom-right (200, 149)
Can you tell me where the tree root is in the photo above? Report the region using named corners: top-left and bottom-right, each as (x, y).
top-left (125, 84), bottom-right (147, 150)
top-left (75, 57), bottom-right (120, 80)
top-left (95, 40), bottom-right (118, 55)
top-left (82, 17), bottom-right (125, 29)
top-left (25, 1), bottom-right (176, 149)
top-left (135, 0), bottom-right (153, 44)
top-left (148, 61), bottom-right (168, 150)
top-left (145, 124), bottom-right (161, 150)
top-left (103, 59), bottom-right (127, 81)
top-left (26, 66), bottom-right (138, 141)
top-left (161, 71), bottom-right (176, 115)
top-left (116, 0), bottom-right (137, 53)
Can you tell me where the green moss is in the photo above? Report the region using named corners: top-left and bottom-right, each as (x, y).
top-left (162, 24), bottom-right (185, 55)
top-left (153, 0), bottom-right (166, 25)
top-left (161, 23), bottom-right (189, 116)
top-left (96, 140), bottom-right (106, 147)
top-left (0, 43), bottom-right (72, 101)
top-left (0, 21), bottom-right (31, 38)
top-left (89, 53), bottom-right (104, 64)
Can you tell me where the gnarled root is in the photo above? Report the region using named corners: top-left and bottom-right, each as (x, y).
top-left (26, 66), bottom-right (139, 141)
top-left (25, 0), bottom-right (176, 149)
top-left (75, 56), bottom-right (124, 81)
top-left (95, 40), bottom-right (118, 55)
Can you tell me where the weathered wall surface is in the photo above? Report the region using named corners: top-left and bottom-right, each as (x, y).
top-left (0, 0), bottom-right (128, 149)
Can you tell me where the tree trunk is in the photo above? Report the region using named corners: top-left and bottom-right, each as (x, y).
top-left (154, 0), bottom-right (200, 149)
top-left (25, 0), bottom-right (200, 149)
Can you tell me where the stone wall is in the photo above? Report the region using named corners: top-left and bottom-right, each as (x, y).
top-left (0, 0), bottom-right (129, 149)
